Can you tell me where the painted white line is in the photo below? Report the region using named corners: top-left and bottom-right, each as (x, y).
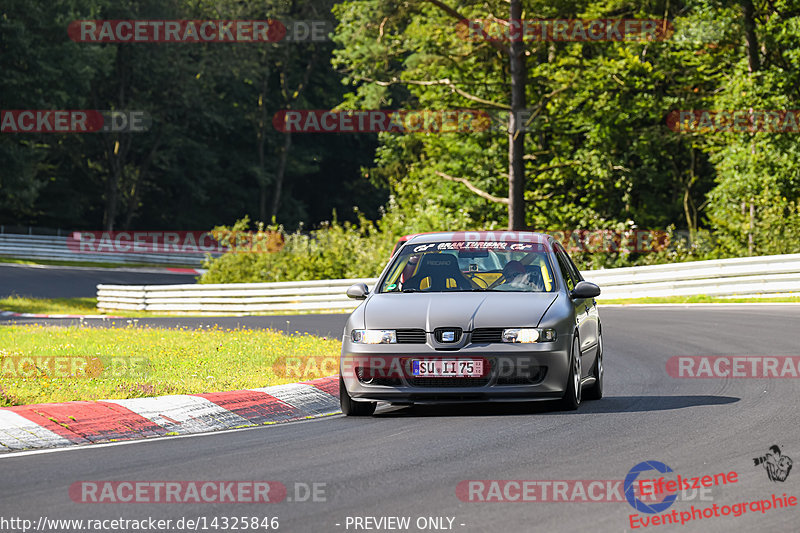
top-left (103, 395), bottom-right (250, 434)
top-left (0, 410), bottom-right (72, 450)
top-left (250, 384), bottom-right (339, 416)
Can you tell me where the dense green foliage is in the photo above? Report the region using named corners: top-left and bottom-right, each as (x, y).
top-left (2, 0), bottom-right (799, 281)
top-left (200, 200), bottom-right (474, 282)
top-left (1, 0), bottom-right (383, 230)
top-left (329, 0), bottom-right (800, 260)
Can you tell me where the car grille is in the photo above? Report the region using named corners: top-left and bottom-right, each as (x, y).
top-left (396, 329), bottom-right (427, 344)
top-left (496, 367), bottom-right (547, 385)
top-left (407, 377), bottom-right (491, 388)
top-left (434, 327), bottom-right (462, 343)
top-left (470, 328), bottom-right (504, 343)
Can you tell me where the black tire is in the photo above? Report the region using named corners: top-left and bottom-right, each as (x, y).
top-left (339, 375), bottom-right (377, 416)
top-left (558, 335), bottom-right (582, 411)
top-left (584, 330), bottom-right (603, 401)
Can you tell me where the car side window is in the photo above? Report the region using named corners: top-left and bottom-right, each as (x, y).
top-left (562, 249), bottom-right (584, 282)
top-left (554, 247), bottom-right (576, 291)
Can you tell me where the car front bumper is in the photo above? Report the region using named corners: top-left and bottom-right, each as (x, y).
top-left (340, 336), bottom-right (572, 404)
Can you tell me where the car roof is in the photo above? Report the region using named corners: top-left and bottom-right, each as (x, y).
top-left (403, 231), bottom-right (555, 248)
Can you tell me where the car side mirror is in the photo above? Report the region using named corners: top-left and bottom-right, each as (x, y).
top-left (570, 281), bottom-right (601, 299)
top-left (346, 283), bottom-right (369, 300)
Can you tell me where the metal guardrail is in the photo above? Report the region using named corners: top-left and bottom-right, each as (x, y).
top-left (95, 253), bottom-right (800, 313)
top-left (586, 253), bottom-right (800, 298)
top-left (97, 278), bottom-right (378, 313)
top-left (0, 234), bottom-right (216, 267)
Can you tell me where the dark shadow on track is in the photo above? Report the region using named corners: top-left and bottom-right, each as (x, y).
top-left (373, 395), bottom-right (739, 418)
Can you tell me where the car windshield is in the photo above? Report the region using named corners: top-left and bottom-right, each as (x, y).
top-left (379, 241), bottom-right (556, 293)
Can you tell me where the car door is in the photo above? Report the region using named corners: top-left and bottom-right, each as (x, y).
top-left (553, 245), bottom-right (596, 375)
top-left (558, 245), bottom-right (599, 360)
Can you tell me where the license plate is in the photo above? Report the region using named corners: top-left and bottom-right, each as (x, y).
top-left (412, 359), bottom-right (484, 377)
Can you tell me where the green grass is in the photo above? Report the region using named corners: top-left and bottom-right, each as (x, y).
top-left (0, 324), bottom-right (342, 406)
top-left (0, 296), bottom-right (105, 315)
top-left (0, 296), bottom-right (155, 317)
top-left (600, 295), bottom-right (800, 304)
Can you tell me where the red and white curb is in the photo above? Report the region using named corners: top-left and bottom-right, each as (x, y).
top-left (165, 267), bottom-right (205, 275)
top-left (0, 376), bottom-right (339, 453)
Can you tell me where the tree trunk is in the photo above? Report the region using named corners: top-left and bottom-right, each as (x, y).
top-left (270, 131), bottom-right (292, 220)
top-left (101, 45), bottom-right (130, 232)
top-left (741, 0), bottom-right (759, 254)
top-left (740, 0), bottom-right (760, 72)
top-left (258, 140), bottom-right (268, 222)
top-left (256, 73), bottom-right (270, 221)
top-left (103, 155), bottom-right (120, 231)
top-left (507, 0), bottom-right (527, 230)
top-left (122, 135), bottom-right (162, 230)
top-left (682, 147), bottom-right (698, 242)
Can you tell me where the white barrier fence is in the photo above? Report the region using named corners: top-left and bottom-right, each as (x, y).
top-left (97, 278), bottom-right (379, 313)
top-left (0, 234), bottom-right (216, 267)
top-left (586, 253), bottom-right (800, 299)
top-left (96, 253), bottom-right (800, 313)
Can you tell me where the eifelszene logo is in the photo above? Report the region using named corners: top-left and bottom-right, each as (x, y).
top-left (625, 461), bottom-right (678, 514)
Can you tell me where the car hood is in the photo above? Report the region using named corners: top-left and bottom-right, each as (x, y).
top-left (363, 292), bottom-right (558, 330)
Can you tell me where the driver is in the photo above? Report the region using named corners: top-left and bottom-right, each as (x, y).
top-left (501, 260), bottom-right (527, 285)
top-left (498, 260), bottom-right (545, 291)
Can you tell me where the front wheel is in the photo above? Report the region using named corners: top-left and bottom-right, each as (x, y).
top-left (557, 335), bottom-right (582, 411)
top-left (340, 375), bottom-right (376, 416)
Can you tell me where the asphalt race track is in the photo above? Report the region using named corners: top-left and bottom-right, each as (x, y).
top-left (2, 305), bottom-right (799, 532)
top-left (0, 263), bottom-right (198, 299)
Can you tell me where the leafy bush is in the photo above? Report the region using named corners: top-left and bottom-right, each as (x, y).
top-left (201, 197), bottom-right (478, 283)
top-left (200, 215), bottom-right (394, 283)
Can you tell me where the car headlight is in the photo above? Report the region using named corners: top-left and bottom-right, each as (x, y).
top-left (502, 328), bottom-right (556, 343)
top-left (351, 329), bottom-right (397, 344)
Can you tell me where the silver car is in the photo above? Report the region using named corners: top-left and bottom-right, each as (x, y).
top-left (339, 231), bottom-right (602, 416)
